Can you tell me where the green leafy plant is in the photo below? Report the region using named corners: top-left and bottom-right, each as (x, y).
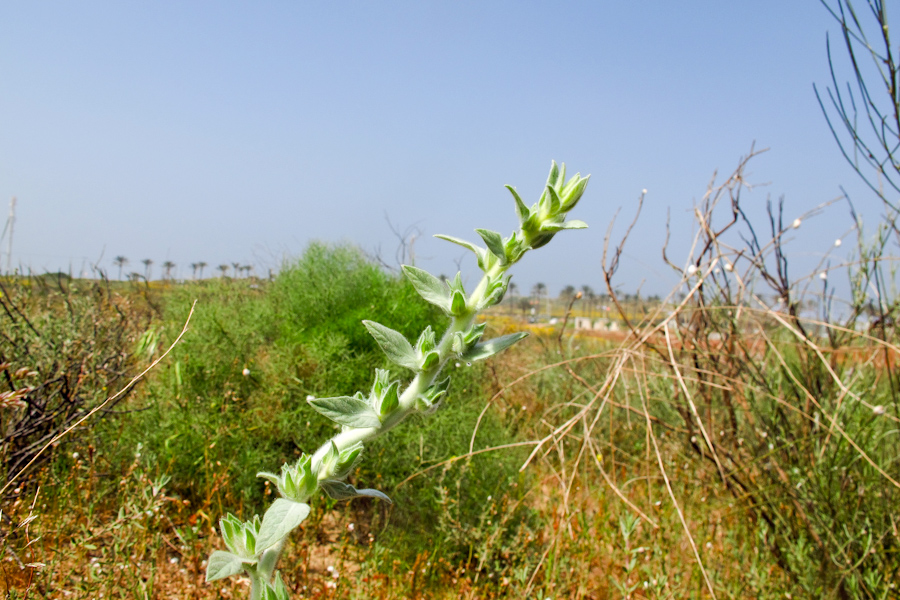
top-left (205, 161), bottom-right (590, 598)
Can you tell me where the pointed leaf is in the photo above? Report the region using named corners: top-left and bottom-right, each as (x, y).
top-left (206, 550), bottom-right (245, 582)
top-left (434, 234), bottom-right (481, 255)
top-left (506, 185), bottom-right (530, 225)
top-left (546, 160), bottom-right (560, 189)
top-left (475, 229), bottom-right (507, 263)
top-left (540, 219), bottom-right (588, 232)
top-left (402, 265), bottom-right (450, 311)
top-left (362, 321), bottom-right (419, 369)
top-left (462, 332), bottom-right (529, 362)
top-left (308, 396), bottom-right (381, 428)
top-left (545, 185), bottom-right (561, 214)
top-left (256, 499), bottom-right (311, 550)
top-left (320, 479), bottom-right (393, 504)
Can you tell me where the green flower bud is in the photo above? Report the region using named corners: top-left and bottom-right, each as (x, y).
top-left (219, 513), bottom-right (262, 561)
top-left (320, 441), bottom-right (364, 480)
top-left (258, 454), bottom-right (318, 503)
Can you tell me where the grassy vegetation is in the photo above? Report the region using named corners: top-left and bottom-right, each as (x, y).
top-left (1, 223), bottom-right (897, 599)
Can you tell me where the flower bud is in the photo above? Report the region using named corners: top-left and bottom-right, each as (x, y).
top-left (219, 513), bottom-right (262, 561)
top-left (258, 455), bottom-right (318, 503)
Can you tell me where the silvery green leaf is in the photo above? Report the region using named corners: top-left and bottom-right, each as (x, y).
top-left (320, 479), bottom-right (393, 504)
top-left (434, 234), bottom-right (490, 270)
top-left (546, 160), bottom-right (560, 188)
top-left (273, 574), bottom-right (291, 600)
top-left (402, 266), bottom-right (451, 311)
top-left (540, 219), bottom-right (588, 232)
top-left (545, 185), bottom-right (562, 214)
top-left (475, 229), bottom-right (507, 264)
top-left (206, 550), bottom-right (245, 582)
top-left (308, 396), bottom-right (381, 428)
top-left (506, 185), bottom-right (530, 225)
top-left (362, 321), bottom-right (419, 370)
top-left (462, 332), bottom-right (529, 362)
top-left (434, 234), bottom-right (481, 256)
top-left (256, 499), bottom-right (311, 550)
top-left (259, 574), bottom-right (291, 600)
top-left (376, 380), bottom-right (399, 416)
top-left (560, 175), bottom-right (589, 211)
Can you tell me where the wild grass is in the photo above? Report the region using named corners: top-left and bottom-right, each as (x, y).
top-left (2, 170), bottom-right (899, 598)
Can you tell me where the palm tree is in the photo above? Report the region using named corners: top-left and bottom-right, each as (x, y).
top-left (581, 285), bottom-right (595, 319)
top-left (217, 264), bottom-right (229, 278)
top-left (532, 282), bottom-right (547, 318)
top-left (198, 261), bottom-right (208, 279)
top-left (508, 282), bottom-right (518, 316)
top-left (141, 258), bottom-right (153, 281)
top-left (232, 262), bottom-right (241, 279)
top-left (162, 261), bottom-right (175, 280)
top-left (113, 256), bottom-right (128, 281)
top-left (190, 263), bottom-right (198, 280)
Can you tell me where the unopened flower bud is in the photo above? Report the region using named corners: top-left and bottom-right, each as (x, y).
top-left (792, 218), bottom-right (802, 229)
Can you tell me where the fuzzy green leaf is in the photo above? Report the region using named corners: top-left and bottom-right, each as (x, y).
top-left (362, 320), bottom-right (419, 370)
top-left (401, 265), bottom-right (451, 311)
top-left (256, 499), bottom-right (311, 551)
top-left (434, 234), bottom-right (481, 255)
top-left (462, 332), bottom-right (529, 362)
top-left (475, 229), bottom-right (507, 263)
top-left (540, 219), bottom-right (588, 232)
top-left (206, 550), bottom-right (246, 582)
top-left (320, 480), bottom-right (393, 504)
top-left (506, 185), bottom-right (530, 225)
top-left (307, 395), bottom-right (381, 428)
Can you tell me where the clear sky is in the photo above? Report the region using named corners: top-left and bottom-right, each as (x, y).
top-left (0, 2), bottom-right (885, 297)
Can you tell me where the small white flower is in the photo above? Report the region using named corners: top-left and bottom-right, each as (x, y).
top-left (306, 395), bottom-right (315, 402)
top-left (169, 557), bottom-right (179, 565)
top-left (834, 239), bottom-right (842, 247)
top-left (72, 452), bottom-right (80, 460)
top-left (642, 188), bottom-right (648, 194)
top-left (347, 523), bottom-right (355, 531)
top-left (686, 265), bottom-right (698, 276)
top-left (706, 542), bottom-right (712, 549)
top-left (819, 272), bottom-right (828, 281)
top-left (792, 218), bottom-right (802, 229)
top-left (326, 565), bottom-right (334, 572)
top-left (724, 262), bottom-right (733, 272)
top-left (873, 405), bottom-right (886, 415)
top-left (242, 368), bottom-right (250, 377)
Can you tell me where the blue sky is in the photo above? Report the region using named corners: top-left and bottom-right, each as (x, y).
top-left (0, 2), bottom-right (883, 297)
